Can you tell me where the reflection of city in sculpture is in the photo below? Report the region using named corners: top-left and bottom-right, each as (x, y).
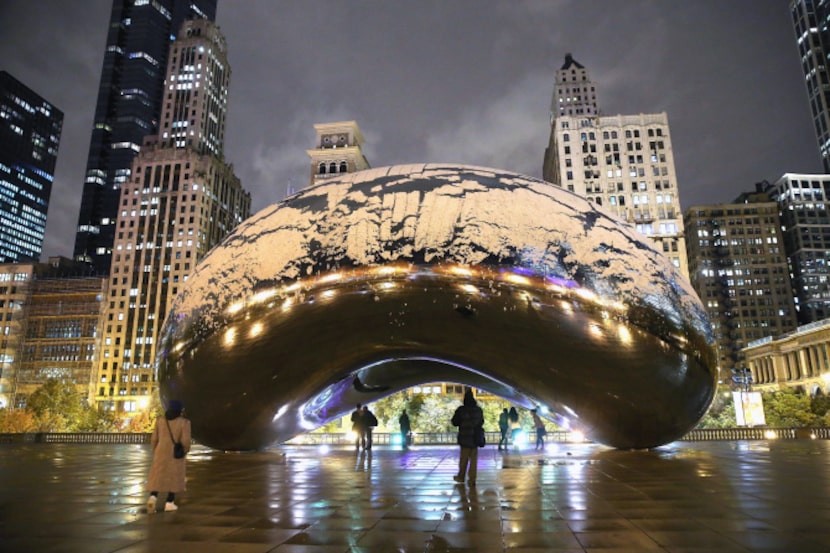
top-left (157, 164), bottom-right (717, 451)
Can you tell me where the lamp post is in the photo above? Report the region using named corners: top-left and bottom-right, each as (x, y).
top-left (731, 367), bottom-right (754, 426)
top-left (731, 367), bottom-right (753, 393)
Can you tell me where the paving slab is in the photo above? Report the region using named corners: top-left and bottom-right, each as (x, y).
top-left (1, 440), bottom-right (829, 552)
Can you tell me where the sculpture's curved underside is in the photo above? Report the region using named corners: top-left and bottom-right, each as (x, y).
top-left (158, 164), bottom-right (717, 451)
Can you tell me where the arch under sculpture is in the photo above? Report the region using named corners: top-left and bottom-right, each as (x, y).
top-left (157, 164), bottom-right (717, 451)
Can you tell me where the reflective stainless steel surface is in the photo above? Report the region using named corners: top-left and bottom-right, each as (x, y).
top-left (158, 164), bottom-right (716, 450)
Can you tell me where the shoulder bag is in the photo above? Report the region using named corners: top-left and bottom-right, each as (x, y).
top-left (165, 418), bottom-right (186, 459)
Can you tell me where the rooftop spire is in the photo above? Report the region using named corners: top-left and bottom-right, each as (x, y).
top-left (561, 53), bottom-right (584, 70)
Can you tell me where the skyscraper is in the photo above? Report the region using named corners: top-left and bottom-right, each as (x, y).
top-left (772, 173), bottom-right (830, 324)
top-left (0, 71), bottom-right (63, 263)
top-left (791, 0), bottom-right (830, 172)
top-left (94, 18), bottom-right (250, 416)
top-left (0, 263), bottom-right (33, 409)
top-left (5, 258), bottom-right (108, 409)
top-left (548, 53), bottom-right (600, 120)
top-left (542, 55), bottom-right (688, 275)
top-left (74, 0), bottom-right (217, 274)
top-left (684, 189), bottom-right (797, 373)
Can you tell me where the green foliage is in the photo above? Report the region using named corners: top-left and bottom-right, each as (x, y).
top-left (79, 408), bottom-right (120, 432)
top-left (371, 392), bottom-right (411, 431)
top-left (697, 392), bottom-right (738, 429)
top-left (809, 393), bottom-right (830, 419)
top-left (0, 378), bottom-right (123, 433)
top-left (699, 388), bottom-right (830, 429)
top-left (406, 393), bottom-right (426, 415)
top-left (479, 400), bottom-right (505, 431)
top-left (413, 394), bottom-right (458, 433)
top-left (26, 378), bottom-right (84, 430)
top-left (317, 419), bottom-right (343, 433)
top-left (762, 388), bottom-right (819, 427)
top-left (0, 408), bottom-right (37, 432)
top-left (122, 395), bottom-right (163, 433)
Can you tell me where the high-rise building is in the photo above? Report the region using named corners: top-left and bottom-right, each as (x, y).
top-left (306, 121), bottom-right (370, 187)
top-left (771, 173), bottom-right (830, 324)
top-left (791, 0), bottom-right (830, 172)
top-left (0, 257), bottom-right (105, 410)
top-left (73, 0), bottom-right (217, 274)
top-left (543, 55), bottom-right (599, 182)
top-left (12, 259), bottom-right (107, 409)
top-left (0, 263), bottom-right (33, 408)
top-left (684, 187), bottom-right (798, 374)
top-left (94, 19), bottom-right (250, 416)
top-left (542, 55), bottom-right (687, 275)
top-left (0, 71), bottom-right (63, 263)
top-left (548, 53), bottom-right (599, 120)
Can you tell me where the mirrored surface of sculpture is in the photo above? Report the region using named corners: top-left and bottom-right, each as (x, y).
top-left (157, 164), bottom-right (717, 450)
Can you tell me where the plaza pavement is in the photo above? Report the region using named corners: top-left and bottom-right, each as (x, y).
top-left (1, 439), bottom-right (829, 552)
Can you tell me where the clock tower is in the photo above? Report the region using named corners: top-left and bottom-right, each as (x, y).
top-left (306, 121), bottom-right (370, 187)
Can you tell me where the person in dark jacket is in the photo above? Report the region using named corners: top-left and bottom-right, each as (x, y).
top-left (351, 403), bottom-right (364, 450)
top-left (399, 409), bottom-right (411, 450)
top-left (362, 405), bottom-right (378, 450)
top-left (531, 408), bottom-right (546, 450)
top-left (498, 408), bottom-right (509, 450)
top-left (451, 388), bottom-right (484, 486)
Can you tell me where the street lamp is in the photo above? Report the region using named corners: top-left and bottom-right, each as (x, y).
top-left (731, 366), bottom-right (756, 427)
top-left (731, 367), bottom-right (752, 393)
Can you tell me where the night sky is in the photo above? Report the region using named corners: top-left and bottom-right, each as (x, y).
top-left (0, 0), bottom-right (822, 259)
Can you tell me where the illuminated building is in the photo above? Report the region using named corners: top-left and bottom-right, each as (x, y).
top-left (744, 318), bottom-right (830, 396)
top-left (94, 19), bottom-right (250, 415)
top-left (73, 0), bottom-right (217, 274)
top-left (0, 258), bottom-right (106, 409)
top-left (771, 173), bottom-right (830, 324)
top-left (790, 0), bottom-right (830, 172)
top-left (0, 263), bottom-right (33, 408)
top-left (542, 54), bottom-right (688, 276)
top-left (684, 187), bottom-right (797, 374)
top-left (0, 71), bottom-right (63, 263)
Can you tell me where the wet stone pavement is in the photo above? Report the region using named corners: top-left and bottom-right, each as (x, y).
top-left (1, 440), bottom-right (829, 552)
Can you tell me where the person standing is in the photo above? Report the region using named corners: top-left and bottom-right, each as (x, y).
top-left (498, 408), bottom-right (509, 450)
top-left (531, 408), bottom-right (546, 451)
top-left (508, 406), bottom-right (521, 448)
top-left (351, 403), bottom-right (365, 450)
top-left (146, 399), bottom-right (191, 513)
top-left (362, 405), bottom-right (378, 450)
top-left (399, 409), bottom-right (412, 450)
top-left (451, 388), bottom-right (484, 486)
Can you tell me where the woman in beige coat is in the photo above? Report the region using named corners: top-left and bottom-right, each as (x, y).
top-left (146, 400), bottom-right (191, 512)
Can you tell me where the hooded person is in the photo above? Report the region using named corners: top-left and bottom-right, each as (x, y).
top-left (146, 399), bottom-right (191, 512)
top-left (450, 388), bottom-right (484, 486)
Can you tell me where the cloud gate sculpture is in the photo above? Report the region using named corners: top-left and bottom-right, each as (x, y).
top-left (158, 164), bottom-right (716, 451)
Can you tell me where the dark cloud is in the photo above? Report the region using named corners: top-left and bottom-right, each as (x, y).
top-left (0, 0), bottom-right (819, 259)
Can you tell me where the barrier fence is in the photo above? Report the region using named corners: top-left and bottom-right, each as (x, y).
top-left (2, 427), bottom-right (830, 445)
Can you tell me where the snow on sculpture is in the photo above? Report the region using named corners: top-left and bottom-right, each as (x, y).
top-left (157, 164), bottom-right (716, 450)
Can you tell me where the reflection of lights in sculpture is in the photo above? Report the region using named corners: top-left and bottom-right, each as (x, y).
top-left (157, 164), bottom-right (716, 451)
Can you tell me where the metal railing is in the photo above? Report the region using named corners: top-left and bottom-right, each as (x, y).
top-left (2, 428), bottom-right (830, 446)
top-left (0, 432), bottom-right (150, 444)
